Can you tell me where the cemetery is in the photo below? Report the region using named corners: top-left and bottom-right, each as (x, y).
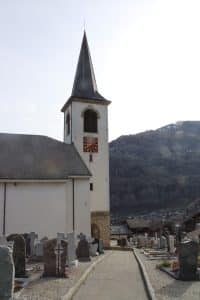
top-left (128, 219), bottom-right (200, 299)
top-left (0, 231), bottom-right (106, 299)
top-left (132, 228), bottom-right (200, 281)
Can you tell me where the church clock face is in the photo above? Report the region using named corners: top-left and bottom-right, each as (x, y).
top-left (83, 136), bottom-right (98, 152)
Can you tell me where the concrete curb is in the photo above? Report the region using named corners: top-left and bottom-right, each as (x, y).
top-left (62, 251), bottom-right (112, 300)
top-left (133, 248), bottom-right (157, 300)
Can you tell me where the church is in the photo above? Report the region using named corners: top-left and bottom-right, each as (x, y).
top-left (0, 32), bottom-right (111, 246)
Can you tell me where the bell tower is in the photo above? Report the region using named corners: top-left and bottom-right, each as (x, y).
top-left (61, 32), bottom-right (111, 246)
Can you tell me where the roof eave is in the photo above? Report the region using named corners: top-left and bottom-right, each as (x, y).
top-left (0, 175), bottom-right (91, 182)
top-left (61, 96), bottom-right (111, 112)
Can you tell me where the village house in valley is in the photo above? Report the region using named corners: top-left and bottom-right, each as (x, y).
top-left (0, 32), bottom-right (111, 246)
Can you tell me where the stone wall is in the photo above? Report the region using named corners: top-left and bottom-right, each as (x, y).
top-left (91, 211), bottom-right (110, 247)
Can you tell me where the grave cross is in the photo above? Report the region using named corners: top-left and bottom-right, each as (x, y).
top-left (77, 233), bottom-right (86, 241)
top-left (54, 240), bottom-right (64, 276)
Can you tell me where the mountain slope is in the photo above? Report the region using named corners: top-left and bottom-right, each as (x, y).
top-left (110, 121), bottom-right (200, 216)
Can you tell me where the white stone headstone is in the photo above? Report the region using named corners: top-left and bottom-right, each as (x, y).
top-left (169, 235), bottom-right (175, 254)
top-left (34, 241), bottom-right (44, 257)
top-left (57, 232), bottom-right (65, 242)
top-left (29, 232), bottom-right (38, 256)
top-left (0, 236), bottom-right (13, 249)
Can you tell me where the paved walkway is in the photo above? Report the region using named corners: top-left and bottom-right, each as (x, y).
top-left (74, 251), bottom-right (148, 300)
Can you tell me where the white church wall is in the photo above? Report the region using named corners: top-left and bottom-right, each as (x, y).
top-left (74, 178), bottom-right (91, 238)
top-left (65, 179), bottom-right (73, 233)
top-left (5, 182), bottom-right (69, 238)
top-left (65, 101), bottom-right (110, 213)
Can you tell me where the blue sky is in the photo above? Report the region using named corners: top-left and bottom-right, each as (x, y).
top-left (0, 0), bottom-right (200, 141)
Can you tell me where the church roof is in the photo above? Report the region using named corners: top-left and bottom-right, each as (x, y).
top-left (0, 133), bottom-right (91, 180)
top-left (71, 31), bottom-right (105, 100)
top-left (61, 32), bottom-right (110, 112)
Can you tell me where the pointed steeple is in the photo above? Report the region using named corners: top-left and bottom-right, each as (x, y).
top-left (71, 31), bottom-right (105, 100)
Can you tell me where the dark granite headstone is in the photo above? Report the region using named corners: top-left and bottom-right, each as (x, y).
top-left (43, 238), bottom-right (67, 277)
top-left (178, 240), bottom-right (199, 281)
top-left (121, 238), bottom-right (127, 247)
top-left (98, 239), bottom-right (104, 254)
top-left (23, 233), bottom-right (31, 257)
top-left (76, 238), bottom-right (91, 262)
top-left (117, 239), bottom-right (122, 246)
top-left (7, 234), bottom-right (26, 278)
top-left (0, 246), bottom-right (15, 300)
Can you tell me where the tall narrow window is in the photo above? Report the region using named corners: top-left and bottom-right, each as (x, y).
top-left (66, 113), bottom-right (70, 135)
top-left (90, 183), bottom-right (93, 191)
top-left (84, 109), bottom-right (97, 133)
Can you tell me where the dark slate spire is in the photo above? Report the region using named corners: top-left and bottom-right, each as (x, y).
top-left (71, 31), bottom-right (105, 100)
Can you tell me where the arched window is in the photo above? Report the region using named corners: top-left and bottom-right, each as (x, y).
top-left (84, 109), bottom-right (97, 133)
top-left (66, 113), bottom-right (70, 135)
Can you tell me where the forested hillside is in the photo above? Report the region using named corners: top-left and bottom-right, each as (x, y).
top-left (110, 121), bottom-right (200, 216)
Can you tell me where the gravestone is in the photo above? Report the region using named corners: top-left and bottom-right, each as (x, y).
top-left (78, 232), bottom-right (86, 241)
top-left (7, 234), bottom-right (26, 278)
top-left (76, 236), bottom-right (91, 262)
top-left (89, 243), bottom-right (98, 256)
top-left (178, 240), bottom-right (199, 281)
top-left (43, 238), bottom-right (67, 277)
top-left (98, 239), bottom-right (104, 254)
top-left (66, 232), bottom-right (77, 266)
top-left (23, 233), bottom-right (31, 257)
top-left (157, 238), bottom-right (161, 249)
top-left (57, 232), bottom-right (66, 242)
top-left (0, 246), bottom-right (15, 300)
top-left (0, 236), bottom-right (8, 245)
top-left (169, 235), bottom-right (175, 254)
top-left (117, 239), bottom-right (122, 246)
top-left (34, 237), bottom-right (48, 259)
top-left (195, 223), bottom-right (200, 230)
top-left (160, 236), bottom-right (167, 249)
top-left (121, 237), bottom-right (128, 247)
top-left (34, 241), bottom-right (44, 259)
top-left (0, 236), bottom-right (14, 248)
top-left (29, 232), bottom-right (38, 257)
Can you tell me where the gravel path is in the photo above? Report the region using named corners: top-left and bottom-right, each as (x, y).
top-left (16, 256), bottom-right (100, 300)
top-left (135, 248), bottom-right (200, 300)
top-left (73, 250), bottom-right (148, 300)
